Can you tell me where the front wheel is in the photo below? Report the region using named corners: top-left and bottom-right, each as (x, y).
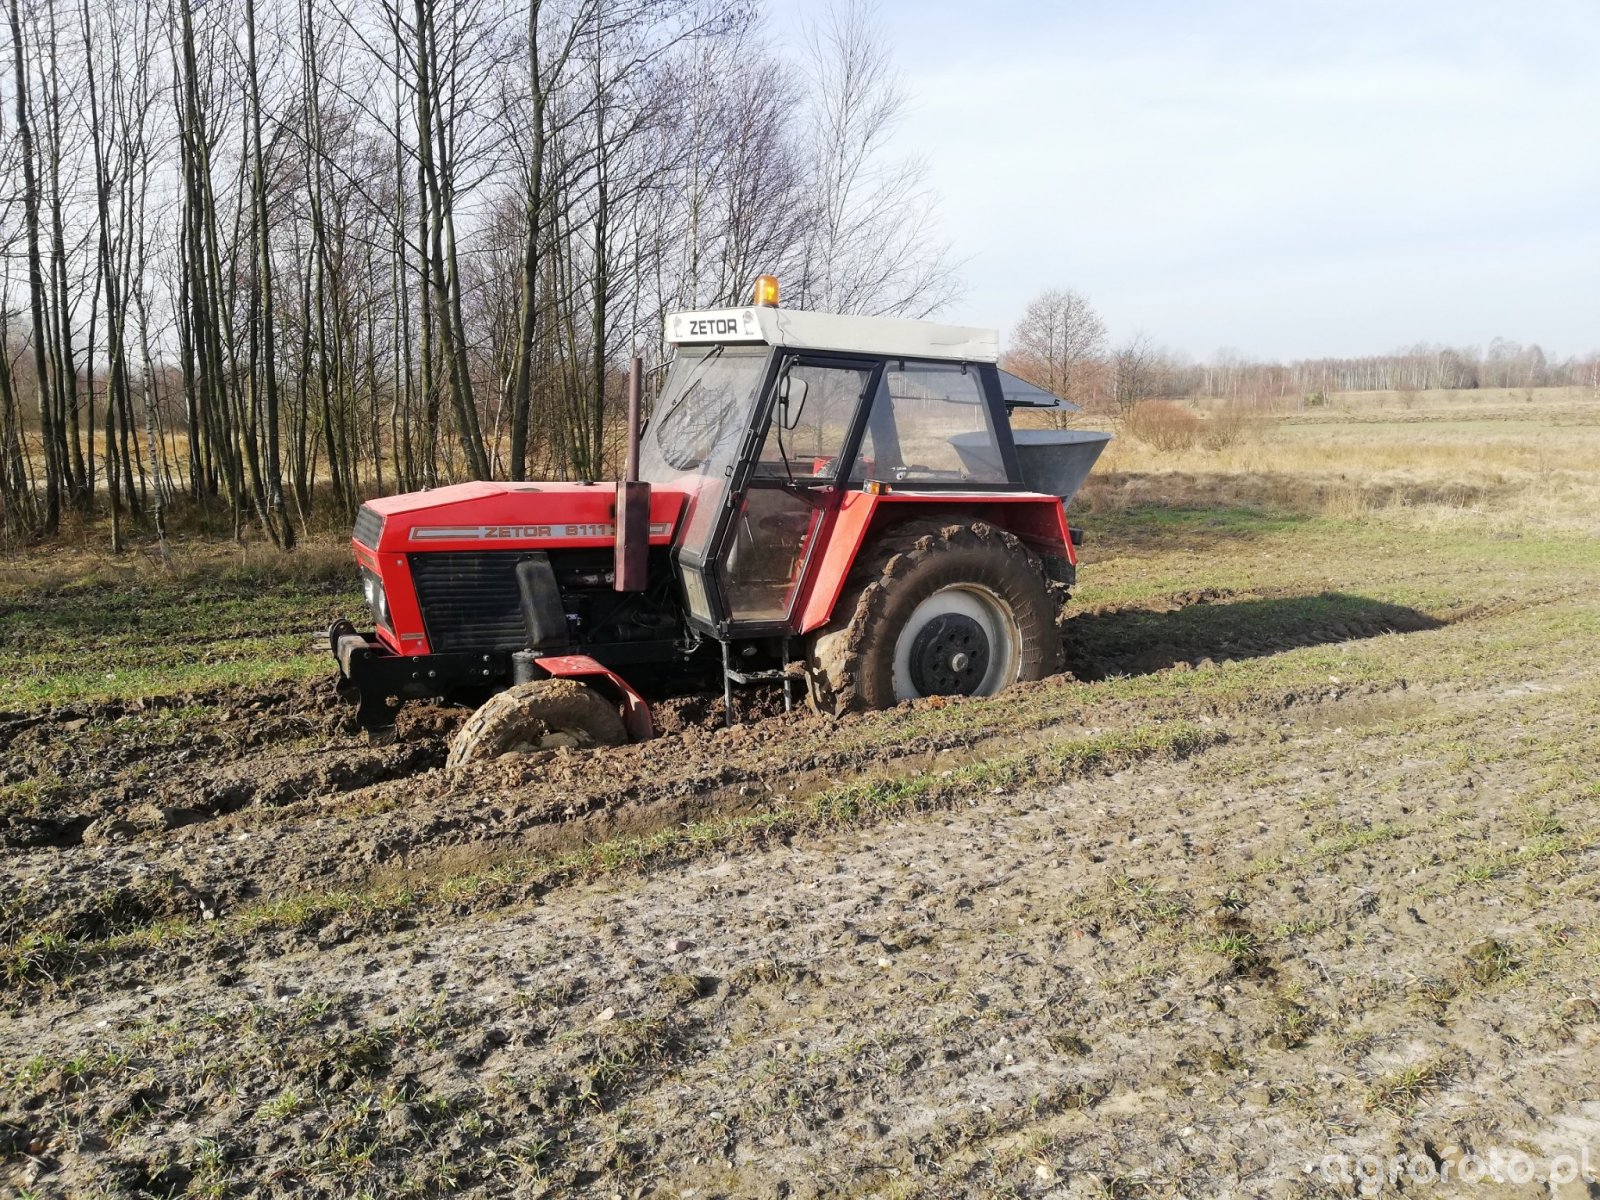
top-left (805, 520), bottom-right (1062, 714)
top-left (447, 678), bottom-right (627, 768)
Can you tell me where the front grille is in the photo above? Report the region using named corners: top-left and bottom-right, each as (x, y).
top-left (353, 505), bottom-right (384, 548)
top-left (409, 551), bottom-right (531, 653)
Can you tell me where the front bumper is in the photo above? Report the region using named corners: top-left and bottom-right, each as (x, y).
top-left (328, 622), bottom-right (655, 741)
top-left (329, 619), bottom-right (508, 729)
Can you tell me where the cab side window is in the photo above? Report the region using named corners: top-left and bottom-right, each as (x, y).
top-left (849, 362), bottom-right (1006, 483)
top-left (753, 362), bottom-right (870, 480)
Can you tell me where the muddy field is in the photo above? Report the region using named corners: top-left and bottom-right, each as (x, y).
top-left (3, 496), bottom-right (1600, 1197)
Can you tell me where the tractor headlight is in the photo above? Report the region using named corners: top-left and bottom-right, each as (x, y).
top-left (680, 569), bottom-right (712, 624)
top-left (361, 570), bottom-right (391, 630)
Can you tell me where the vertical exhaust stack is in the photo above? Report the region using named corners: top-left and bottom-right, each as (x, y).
top-left (614, 354), bottom-right (650, 592)
top-left (624, 354), bottom-right (643, 482)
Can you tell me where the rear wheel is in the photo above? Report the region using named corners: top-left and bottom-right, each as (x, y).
top-left (806, 520), bottom-right (1061, 714)
top-left (446, 678), bottom-right (627, 768)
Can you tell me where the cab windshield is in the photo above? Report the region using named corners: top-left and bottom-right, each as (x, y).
top-left (639, 345), bottom-right (770, 555)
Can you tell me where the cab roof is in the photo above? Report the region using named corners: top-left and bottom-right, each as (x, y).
top-left (664, 306), bottom-right (998, 364)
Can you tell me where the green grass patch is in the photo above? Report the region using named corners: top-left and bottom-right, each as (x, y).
top-left (1309, 822), bottom-right (1406, 862)
top-left (1365, 1058), bottom-right (1449, 1115)
top-left (3, 929), bottom-right (78, 987)
top-left (0, 570), bottom-right (360, 708)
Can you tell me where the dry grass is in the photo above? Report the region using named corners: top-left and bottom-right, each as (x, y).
top-left (1123, 401), bottom-right (1202, 452)
top-left (1069, 385), bottom-right (1600, 536)
top-left (1198, 406), bottom-right (1250, 451)
top-left (0, 534), bottom-right (354, 599)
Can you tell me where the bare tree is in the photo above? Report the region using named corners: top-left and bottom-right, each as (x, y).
top-left (1009, 287), bottom-right (1106, 423)
top-left (796, 0), bottom-right (958, 318)
top-left (244, 0), bottom-right (291, 545)
top-left (6, 0), bottom-right (59, 532)
top-left (501, 0), bottom-right (585, 480)
top-left (1112, 334), bottom-right (1163, 414)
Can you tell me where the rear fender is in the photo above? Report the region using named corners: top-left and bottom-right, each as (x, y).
top-left (794, 491), bottom-right (1074, 635)
top-left (532, 654), bottom-right (655, 742)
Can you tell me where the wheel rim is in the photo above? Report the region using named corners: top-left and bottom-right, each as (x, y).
top-left (891, 584), bottom-right (1020, 701)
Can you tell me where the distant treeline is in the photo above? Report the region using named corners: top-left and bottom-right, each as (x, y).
top-left (0, 0), bottom-right (955, 547)
top-left (1004, 289), bottom-right (1599, 418)
top-left (1183, 340), bottom-right (1600, 405)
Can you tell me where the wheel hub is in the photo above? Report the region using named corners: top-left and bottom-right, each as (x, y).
top-left (908, 614), bottom-right (991, 696)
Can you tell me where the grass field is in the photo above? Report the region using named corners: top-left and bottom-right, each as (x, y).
top-left (1082, 383), bottom-right (1600, 535)
top-left (2, 387), bottom-right (1598, 1197)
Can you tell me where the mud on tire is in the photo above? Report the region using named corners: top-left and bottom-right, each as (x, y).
top-left (805, 519), bottom-right (1063, 715)
top-left (447, 678), bottom-right (627, 768)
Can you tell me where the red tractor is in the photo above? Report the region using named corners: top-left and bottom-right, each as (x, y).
top-left (331, 278), bottom-right (1111, 765)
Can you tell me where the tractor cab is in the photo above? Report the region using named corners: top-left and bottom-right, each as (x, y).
top-left (332, 276), bottom-right (1111, 757)
top-left (644, 307), bottom-right (1019, 636)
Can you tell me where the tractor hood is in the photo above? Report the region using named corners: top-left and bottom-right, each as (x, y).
top-left (352, 480), bottom-right (685, 555)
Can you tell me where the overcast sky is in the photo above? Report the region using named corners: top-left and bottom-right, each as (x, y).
top-left (767, 0), bottom-right (1600, 361)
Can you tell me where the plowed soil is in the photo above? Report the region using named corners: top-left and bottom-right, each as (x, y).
top-left (4, 510), bottom-right (1600, 1199)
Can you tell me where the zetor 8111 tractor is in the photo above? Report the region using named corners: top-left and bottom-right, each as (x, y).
top-left (332, 276), bottom-right (1112, 766)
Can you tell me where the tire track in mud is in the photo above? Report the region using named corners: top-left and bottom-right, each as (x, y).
top-left (2, 715), bottom-right (1234, 1007)
top-left (0, 674), bottom-right (1433, 1002)
top-left (2, 579), bottom-right (1530, 1001)
top-left (0, 684), bottom-right (448, 851)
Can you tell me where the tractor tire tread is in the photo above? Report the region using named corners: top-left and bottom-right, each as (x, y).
top-left (447, 678), bottom-right (627, 768)
top-left (805, 519), bottom-right (1062, 715)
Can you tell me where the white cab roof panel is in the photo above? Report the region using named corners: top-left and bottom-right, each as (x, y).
top-left (665, 306), bottom-right (998, 364)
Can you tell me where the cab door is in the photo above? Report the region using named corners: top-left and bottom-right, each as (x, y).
top-left (713, 355), bottom-right (880, 629)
